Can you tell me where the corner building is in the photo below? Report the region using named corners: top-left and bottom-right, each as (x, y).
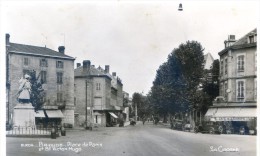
top-left (205, 29), bottom-right (257, 133)
top-left (74, 60), bottom-right (124, 127)
top-left (6, 34), bottom-right (75, 127)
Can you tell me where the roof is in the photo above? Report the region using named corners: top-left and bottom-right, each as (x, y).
top-left (74, 65), bottom-right (111, 79)
top-left (7, 42), bottom-right (75, 60)
top-left (74, 65), bottom-right (123, 86)
top-left (218, 28), bottom-right (257, 56)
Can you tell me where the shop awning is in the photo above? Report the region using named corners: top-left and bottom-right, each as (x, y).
top-left (214, 108), bottom-right (241, 117)
top-left (46, 110), bottom-right (64, 118)
top-left (109, 112), bottom-right (118, 118)
top-left (205, 108), bottom-right (217, 117)
top-left (239, 108), bottom-right (256, 117)
top-left (114, 106), bottom-right (122, 110)
top-left (35, 110), bottom-right (46, 118)
top-left (207, 107), bottom-right (256, 121)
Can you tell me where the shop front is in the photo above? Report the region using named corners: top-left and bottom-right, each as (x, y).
top-left (35, 109), bottom-right (64, 128)
top-left (205, 107), bottom-right (257, 134)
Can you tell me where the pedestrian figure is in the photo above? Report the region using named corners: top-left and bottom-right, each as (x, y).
top-left (142, 118), bottom-right (146, 125)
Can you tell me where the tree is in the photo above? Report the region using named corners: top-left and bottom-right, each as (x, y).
top-left (132, 93), bottom-right (150, 120)
top-left (28, 70), bottom-right (45, 112)
top-left (149, 41), bottom-right (205, 119)
top-left (200, 59), bottom-right (220, 114)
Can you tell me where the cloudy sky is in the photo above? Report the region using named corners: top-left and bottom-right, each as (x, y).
top-left (1, 0), bottom-right (259, 96)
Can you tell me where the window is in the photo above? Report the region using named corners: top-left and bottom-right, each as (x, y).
top-left (40, 59), bottom-right (48, 67)
top-left (237, 55), bottom-right (244, 72)
top-left (57, 93), bottom-right (63, 102)
top-left (220, 83), bottom-right (223, 96)
top-left (40, 71), bottom-right (47, 83)
top-left (24, 58), bottom-right (29, 66)
top-left (237, 80), bottom-right (245, 102)
top-left (57, 72), bottom-right (63, 84)
top-left (56, 61), bottom-right (64, 68)
top-left (249, 35), bottom-right (255, 43)
top-left (224, 82), bottom-right (228, 99)
top-left (220, 60), bottom-right (223, 76)
top-left (224, 58), bottom-right (228, 75)
top-left (96, 83), bottom-right (101, 90)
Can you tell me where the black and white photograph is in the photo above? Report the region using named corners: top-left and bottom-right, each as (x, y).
top-left (1, 0), bottom-right (259, 156)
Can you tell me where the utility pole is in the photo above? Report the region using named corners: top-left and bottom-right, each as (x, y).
top-left (135, 102), bottom-right (137, 121)
top-left (85, 81), bottom-right (88, 129)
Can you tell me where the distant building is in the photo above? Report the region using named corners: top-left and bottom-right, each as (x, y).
top-left (205, 29), bottom-right (257, 133)
top-left (74, 60), bottom-right (124, 127)
top-left (204, 53), bottom-right (214, 70)
top-left (123, 91), bottom-right (130, 122)
top-left (6, 34), bottom-right (75, 126)
top-left (203, 52), bottom-right (215, 84)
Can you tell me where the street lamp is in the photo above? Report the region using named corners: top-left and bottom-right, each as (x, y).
top-left (178, 3), bottom-right (183, 11)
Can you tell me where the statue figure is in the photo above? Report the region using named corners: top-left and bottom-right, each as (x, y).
top-left (17, 74), bottom-right (31, 104)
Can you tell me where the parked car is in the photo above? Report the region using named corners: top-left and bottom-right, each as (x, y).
top-left (183, 123), bottom-right (192, 132)
top-left (173, 121), bottom-right (184, 131)
top-left (194, 121), bottom-right (221, 134)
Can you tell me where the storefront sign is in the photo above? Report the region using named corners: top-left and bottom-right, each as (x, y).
top-left (213, 117), bottom-right (255, 121)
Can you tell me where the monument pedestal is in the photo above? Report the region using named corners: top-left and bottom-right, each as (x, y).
top-left (13, 103), bottom-right (35, 127)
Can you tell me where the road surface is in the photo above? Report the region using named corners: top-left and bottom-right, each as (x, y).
top-left (6, 122), bottom-right (256, 156)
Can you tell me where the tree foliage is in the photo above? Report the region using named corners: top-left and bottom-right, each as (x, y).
top-left (149, 41), bottom-right (205, 116)
top-left (200, 59), bottom-right (220, 114)
top-left (132, 92), bottom-right (150, 119)
top-left (28, 70), bottom-right (45, 112)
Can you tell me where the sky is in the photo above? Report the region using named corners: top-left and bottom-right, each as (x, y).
top-left (1, 0), bottom-right (259, 96)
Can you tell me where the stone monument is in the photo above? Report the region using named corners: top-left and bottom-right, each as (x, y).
top-left (13, 74), bottom-right (35, 127)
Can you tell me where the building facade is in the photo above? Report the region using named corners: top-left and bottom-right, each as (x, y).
top-left (205, 29), bottom-right (257, 133)
top-left (6, 34), bottom-right (75, 127)
top-left (74, 60), bottom-right (124, 127)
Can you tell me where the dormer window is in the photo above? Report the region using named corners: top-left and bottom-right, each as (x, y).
top-left (248, 35), bottom-right (256, 43)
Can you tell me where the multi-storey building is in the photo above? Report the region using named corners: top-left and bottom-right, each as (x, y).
top-left (205, 29), bottom-right (257, 133)
top-left (6, 34), bottom-right (75, 127)
top-left (74, 60), bottom-right (124, 127)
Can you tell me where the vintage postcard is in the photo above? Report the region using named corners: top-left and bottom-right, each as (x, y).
top-left (1, 0), bottom-right (259, 156)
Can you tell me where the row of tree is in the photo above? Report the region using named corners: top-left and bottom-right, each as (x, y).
top-left (131, 40), bottom-right (219, 122)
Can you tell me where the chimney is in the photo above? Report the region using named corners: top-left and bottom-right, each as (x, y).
top-left (58, 46), bottom-right (65, 54)
top-left (77, 63), bottom-right (81, 68)
top-left (105, 65), bottom-right (110, 73)
top-left (224, 35), bottom-right (236, 48)
top-left (6, 34), bottom-right (10, 45)
top-left (83, 60), bottom-right (91, 70)
top-left (112, 72), bottom-right (116, 77)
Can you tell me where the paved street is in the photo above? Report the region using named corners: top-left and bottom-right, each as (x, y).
top-left (6, 122), bottom-right (256, 156)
